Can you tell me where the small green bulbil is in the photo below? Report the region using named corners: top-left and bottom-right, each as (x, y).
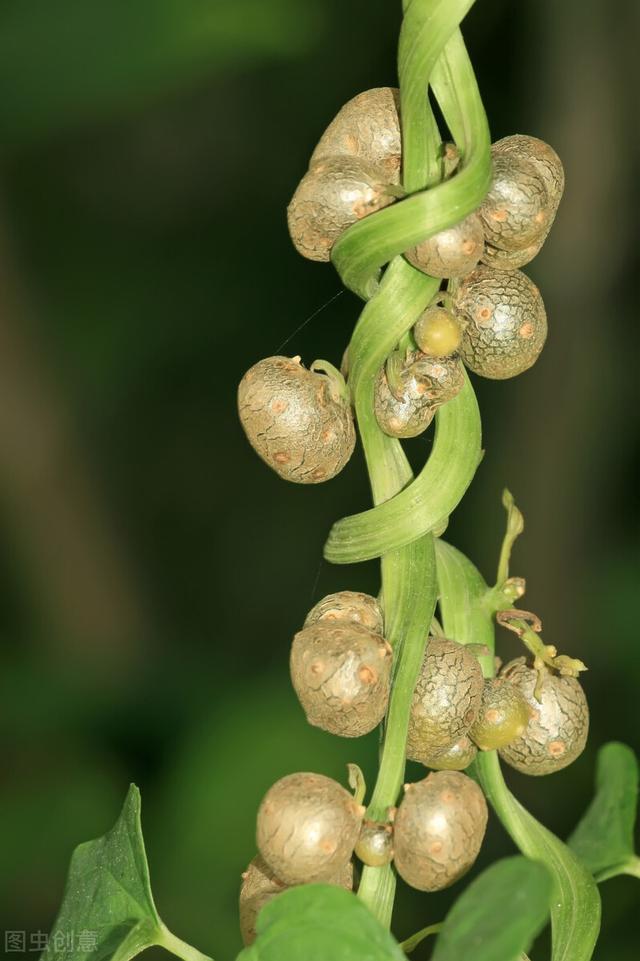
top-left (422, 735), bottom-right (478, 771)
top-left (355, 820), bottom-right (394, 867)
top-left (469, 678), bottom-right (531, 751)
top-left (413, 306), bottom-right (463, 358)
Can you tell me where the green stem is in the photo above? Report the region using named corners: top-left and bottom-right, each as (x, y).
top-left (158, 925), bottom-right (214, 961)
top-left (399, 922), bottom-right (443, 954)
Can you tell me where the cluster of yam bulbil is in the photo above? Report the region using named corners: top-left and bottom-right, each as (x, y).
top-left (238, 88), bottom-right (564, 482)
top-left (237, 90), bottom-right (583, 945)
top-left (239, 590), bottom-right (589, 943)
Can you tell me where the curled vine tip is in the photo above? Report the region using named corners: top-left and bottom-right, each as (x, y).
top-left (348, 763), bottom-right (367, 805)
top-left (496, 487), bottom-right (525, 586)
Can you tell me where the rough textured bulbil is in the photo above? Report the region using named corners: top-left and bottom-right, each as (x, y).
top-left (304, 590), bottom-right (383, 636)
top-left (394, 771), bottom-right (488, 891)
top-left (498, 658), bottom-right (589, 775)
top-left (482, 135), bottom-right (564, 270)
top-left (481, 236), bottom-right (545, 272)
top-left (413, 306), bottom-right (463, 358)
top-left (454, 266), bottom-right (547, 379)
top-left (256, 772), bottom-right (364, 885)
top-left (405, 212), bottom-right (484, 279)
top-left (287, 156), bottom-right (394, 262)
top-left (374, 352), bottom-right (464, 438)
top-left (469, 678), bottom-right (531, 751)
top-left (310, 87), bottom-right (402, 184)
top-left (480, 151), bottom-right (550, 251)
top-left (239, 854), bottom-right (353, 945)
top-left (493, 135), bottom-right (564, 214)
top-left (422, 735), bottom-right (478, 772)
top-left (406, 637), bottom-right (484, 763)
top-left (290, 621), bottom-right (392, 737)
top-left (355, 820), bottom-right (394, 867)
top-left (238, 356), bottom-right (355, 483)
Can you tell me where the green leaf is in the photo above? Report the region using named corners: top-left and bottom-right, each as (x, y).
top-left (476, 752), bottom-right (601, 961)
top-left (42, 784), bottom-right (213, 961)
top-left (568, 742), bottom-right (640, 882)
top-left (0, 0), bottom-right (323, 147)
top-left (432, 856), bottom-right (552, 961)
top-left (236, 885), bottom-right (406, 961)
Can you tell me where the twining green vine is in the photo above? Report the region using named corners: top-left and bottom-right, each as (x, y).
top-left (40, 3), bottom-right (639, 961)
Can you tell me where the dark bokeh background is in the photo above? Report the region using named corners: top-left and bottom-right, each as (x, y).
top-left (0, 0), bottom-right (638, 958)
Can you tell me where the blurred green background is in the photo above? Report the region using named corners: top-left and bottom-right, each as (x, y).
top-left (0, 0), bottom-right (638, 958)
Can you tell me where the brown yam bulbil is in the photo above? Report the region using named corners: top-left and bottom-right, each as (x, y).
top-left (290, 621), bottom-right (392, 737)
top-left (406, 638), bottom-right (484, 763)
top-left (304, 590), bottom-right (383, 636)
top-left (238, 356), bottom-right (355, 483)
top-left (480, 151), bottom-right (550, 251)
top-left (481, 236), bottom-right (544, 272)
top-left (498, 658), bottom-right (589, 775)
top-left (256, 772), bottom-right (363, 885)
top-left (239, 855), bottom-right (353, 945)
top-left (405, 212), bottom-right (484, 279)
top-left (422, 735), bottom-right (478, 772)
top-left (287, 157), bottom-right (394, 262)
top-left (413, 306), bottom-right (463, 358)
top-left (469, 678), bottom-right (531, 751)
top-left (355, 820), bottom-right (394, 867)
top-left (374, 353), bottom-right (464, 439)
top-left (482, 135), bottom-right (564, 270)
top-left (310, 87), bottom-right (402, 184)
top-left (455, 266), bottom-right (547, 379)
top-left (493, 135), bottom-right (564, 215)
top-left (394, 772), bottom-right (488, 891)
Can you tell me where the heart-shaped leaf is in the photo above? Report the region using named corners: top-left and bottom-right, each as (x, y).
top-left (42, 784), bottom-right (213, 961)
top-left (236, 884), bottom-right (405, 961)
top-left (568, 742), bottom-right (640, 882)
top-left (432, 856), bottom-right (552, 961)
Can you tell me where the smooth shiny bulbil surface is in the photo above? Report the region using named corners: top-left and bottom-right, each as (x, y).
top-left (469, 677), bottom-right (531, 750)
top-left (422, 734), bottom-right (478, 771)
top-left (413, 306), bottom-right (463, 358)
top-left (355, 820), bottom-right (394, 867)
top-left (393, 771), bottom-right (488, 891)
